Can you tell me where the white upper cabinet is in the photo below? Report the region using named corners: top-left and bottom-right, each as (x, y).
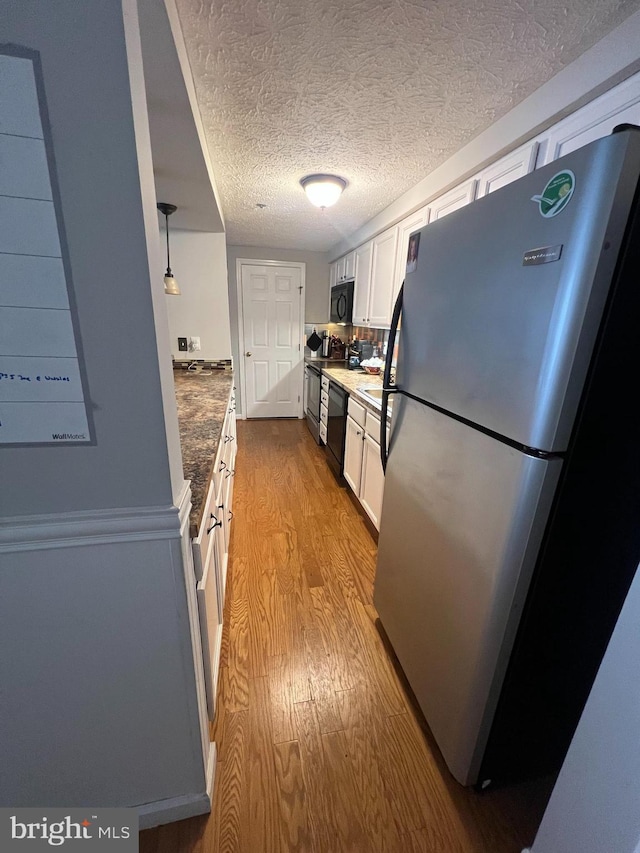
top-left (540, 71), bottom-right (640, 166)
top-left (343, 250), bottom-right (356, 280)
top-left (475, 140), bottom-right (539, 198)
top-left (333, 250), bottom-right (356, 286)
top-left (368, 226), bottom-right (399, 328)
top-left (353, 241), bottom-right (373, 326)
top-left (329, 260), bottom-right (338, 289)
top-left (393, 204), bottom-right (430, 305)
top-left (429, 178), bottom-right (477, 221)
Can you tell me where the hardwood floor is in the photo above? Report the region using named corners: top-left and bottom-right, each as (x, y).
top-left (140, 419), bottom-right (552, 853)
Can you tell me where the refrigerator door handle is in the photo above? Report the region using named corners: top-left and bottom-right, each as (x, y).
top-left (381, 282), bottom-right (404, 473)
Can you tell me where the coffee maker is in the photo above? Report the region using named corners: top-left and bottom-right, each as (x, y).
top-left (348, 339), bottom-right (374, 369)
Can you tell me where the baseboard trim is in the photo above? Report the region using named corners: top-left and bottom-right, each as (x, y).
top-left (0, 501), bottom-right (184, 553)
top-left (206, 741), bottom-right (217, 801)
top-left (176, 480), bottom-right (192, 527)
top-left (344, 484), bottom-right (379, 544)
top-left (137, 743), bottom-right (216, 830)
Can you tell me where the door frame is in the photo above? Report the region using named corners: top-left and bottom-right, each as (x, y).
top-left (235, 258), bottom-right (306, 420)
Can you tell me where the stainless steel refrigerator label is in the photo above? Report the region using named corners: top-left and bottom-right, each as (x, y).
top-left (522, 244), bottom-right (563, 266)
top-left (531, 170), bottom-right (576, 217)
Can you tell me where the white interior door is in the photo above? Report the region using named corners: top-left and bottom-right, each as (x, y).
top-left (240, 263), bottom-right (303, 418)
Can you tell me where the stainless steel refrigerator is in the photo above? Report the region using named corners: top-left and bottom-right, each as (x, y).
top-left (375, 126), bottom-right (640, 789)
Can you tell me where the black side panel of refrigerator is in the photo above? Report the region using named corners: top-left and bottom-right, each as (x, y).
top-left (478, 176), bottom-right (640, 789)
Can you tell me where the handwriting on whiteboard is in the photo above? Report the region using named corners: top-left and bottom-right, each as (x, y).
top-left (0, 49), bottom-right (92, 444)
top-left (0, 373), bottom-right (72, 382)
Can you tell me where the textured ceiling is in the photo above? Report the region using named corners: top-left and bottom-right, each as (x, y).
top-left (174, 0), bottom-right (640, 252)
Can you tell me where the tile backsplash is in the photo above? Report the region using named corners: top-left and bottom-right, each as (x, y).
top-left (304, 323), bottom-right (389, 357)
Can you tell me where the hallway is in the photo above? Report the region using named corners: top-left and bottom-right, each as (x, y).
top-left (140, 419), bottom-right (551, 852)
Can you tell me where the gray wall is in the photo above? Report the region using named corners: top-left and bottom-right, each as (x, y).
top-left (2, 0), bottom-right (178, 518)
top-left (226, 244), bottom-right (329, 413)
top-left (0, 0), bottom-right (206, 820)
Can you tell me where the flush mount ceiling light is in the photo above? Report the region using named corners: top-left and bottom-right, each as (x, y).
top-left (157, 202), bottom-right (180, 295)
top-left (300, 174), bottom-right (347, 209)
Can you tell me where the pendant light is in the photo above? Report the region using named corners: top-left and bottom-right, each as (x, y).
top-left (157, 202), bottom-right (180, 295)
top-left (300, 174), bottom-right (346, 209)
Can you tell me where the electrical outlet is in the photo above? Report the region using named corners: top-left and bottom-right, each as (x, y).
top-left (178, 337), bottom-right (188, 352)
top-left (190, 336), bottom-right (201, 352)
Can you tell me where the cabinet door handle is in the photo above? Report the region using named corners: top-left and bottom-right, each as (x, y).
top-left (225, 469), bottom-right (235, 479)
top-left (219, 461), bottom-right (227, 471)
top-left (228, 510), bottom-right (234, 521)
top-left (207, 514), bottom-right (222, 534)
top-left (224, 435), bottom-right (235, 443)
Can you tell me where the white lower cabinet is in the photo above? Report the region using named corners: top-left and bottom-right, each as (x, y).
top-left (191, 385), bottom-right (237, 721)
top-left (197, 520), bottom-right (223, 721)
top-left (343, 399), bottom-right (385, 530)
top-left (344, 414), bottom-right (365, 494)
top-left (360, 432), bottom-right (385, 529)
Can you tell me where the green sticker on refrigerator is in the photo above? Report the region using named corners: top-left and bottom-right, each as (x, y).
top-left (531, 170), bottom-right (575, 218)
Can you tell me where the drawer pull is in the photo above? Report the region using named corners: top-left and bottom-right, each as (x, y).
top-left (207, 514), bottom-right (222, 534)
top-left (224, 434), bottom-right (235, 443)
top-left (225, 468), bottom-right (235, 479)
top-left (228, 510), bottom-right (234, 521)
top-left (219, 461), bottom-right (226, 471)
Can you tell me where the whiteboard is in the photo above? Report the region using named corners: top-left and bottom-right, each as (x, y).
top-left (0, 47), bottom-right (93, 445)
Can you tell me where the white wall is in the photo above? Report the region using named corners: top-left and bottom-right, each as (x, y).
top-left (529, 563), bottom-right (640, 853)
top-left (162, 228), bottom-right (231, 361)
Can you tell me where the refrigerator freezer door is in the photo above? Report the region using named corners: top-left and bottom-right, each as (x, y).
top-left (374, 395), bottom-right (562, 785)
top-left (397, 131), bottom-right (640, 452)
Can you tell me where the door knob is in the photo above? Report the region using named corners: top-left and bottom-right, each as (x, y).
top-left (245, 351), bottom-right (252, 357)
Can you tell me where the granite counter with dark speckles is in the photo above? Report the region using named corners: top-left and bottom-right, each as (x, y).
top-left (173, 369), bottom-right (234, 536)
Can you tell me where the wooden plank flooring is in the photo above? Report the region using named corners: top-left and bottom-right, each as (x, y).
top-left (140, 419), bottom-right (552, 853)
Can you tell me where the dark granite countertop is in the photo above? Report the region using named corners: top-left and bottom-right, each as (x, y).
top-left (173, 369), bottom-right (234, 536)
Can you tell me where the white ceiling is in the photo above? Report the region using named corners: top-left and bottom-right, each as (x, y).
top-left (174, 0), bottom-right (640, 252)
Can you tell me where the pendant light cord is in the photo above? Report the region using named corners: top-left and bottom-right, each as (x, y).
top-left (165, 213), bottom-right (171, 276)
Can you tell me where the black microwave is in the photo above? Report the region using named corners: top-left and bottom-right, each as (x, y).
top-left (330, 280), bottom-right (354, 324)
